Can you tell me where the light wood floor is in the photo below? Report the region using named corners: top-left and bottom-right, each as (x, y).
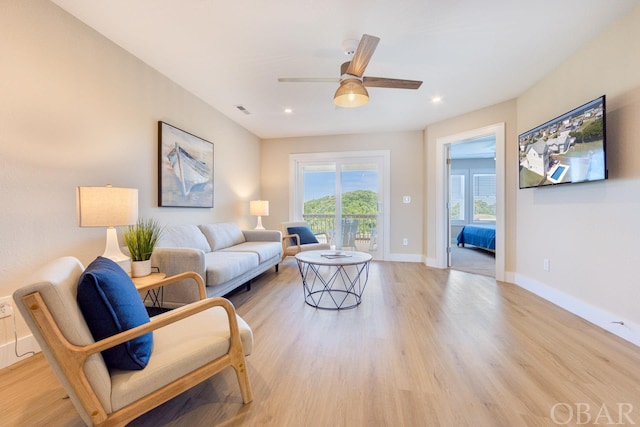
top-left (2, 259), bottom-right (640, 426)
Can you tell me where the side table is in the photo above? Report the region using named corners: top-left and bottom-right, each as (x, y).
top-left (132, 272), bottom-right (167, 308)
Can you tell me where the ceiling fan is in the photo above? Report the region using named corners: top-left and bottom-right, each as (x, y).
top-left (278, 34), bottom-right (423, 108)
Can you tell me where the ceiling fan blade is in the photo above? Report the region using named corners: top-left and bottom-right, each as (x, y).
top-left (363, 76), bottom-right (423, 90)
top-left (278, 77), bottom-right (340, 83)
top-left (345, 34), bottom-right (380, 77)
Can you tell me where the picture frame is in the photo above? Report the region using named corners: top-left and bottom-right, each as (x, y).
top-left (158, 121), bottom-right (214, 207)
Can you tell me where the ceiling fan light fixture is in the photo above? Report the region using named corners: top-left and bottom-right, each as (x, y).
top-left (333, 79), bottom-right (369, 108)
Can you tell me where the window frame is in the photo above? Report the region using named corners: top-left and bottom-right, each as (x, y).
top-left (470, 168), bottom-right (496, 224)
top-left (450, 170), bottom-right (468, 225)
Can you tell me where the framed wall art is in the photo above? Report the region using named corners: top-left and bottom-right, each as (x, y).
top-left (158, 121), bottom-right (214, 207)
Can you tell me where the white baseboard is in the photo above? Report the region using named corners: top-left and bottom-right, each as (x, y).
top-left (514, 274), bottom-right (640, 347)
top-left (0, 335), bottom-right (40, 369)
top-left (503, 271), bottom-right (516, 284)
top-left (385, 253), bottom-right (423, 262)
top-left (424, 256), bottom-right (439, 268)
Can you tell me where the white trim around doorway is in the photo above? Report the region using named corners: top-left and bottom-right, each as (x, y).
top-left (430, 123), bottom-right (506, 282)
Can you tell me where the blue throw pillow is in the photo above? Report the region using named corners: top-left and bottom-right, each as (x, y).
top-left (287, 226), bottom-right (319, 245)
top-left (77, 257), bottom-right (152, 370)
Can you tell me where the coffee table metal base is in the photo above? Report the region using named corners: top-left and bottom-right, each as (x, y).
top-left (295, 251), bottom-right (372, 310)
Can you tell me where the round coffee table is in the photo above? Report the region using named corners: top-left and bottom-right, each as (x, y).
top-left (295, 250), bottom-right (373, 310)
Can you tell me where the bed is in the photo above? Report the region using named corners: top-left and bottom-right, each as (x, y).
top-left (456, 224), bottom-right (495, 251)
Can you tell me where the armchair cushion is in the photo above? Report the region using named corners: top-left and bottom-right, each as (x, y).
top-left (77, 257), bottom-right (152, 371)
top-left (287, 226), bottom-right (319, 245)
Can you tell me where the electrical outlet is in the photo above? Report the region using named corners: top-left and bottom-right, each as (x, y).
top-left (543, 258), bottom-right (550, 272)
top-left (0, 296), bottom-right (13, 319)
top-left (402, 238), bottom-right (408, 246)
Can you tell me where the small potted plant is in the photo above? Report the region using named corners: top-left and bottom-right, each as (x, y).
top-left (124, 218), bottom-right (163, 277)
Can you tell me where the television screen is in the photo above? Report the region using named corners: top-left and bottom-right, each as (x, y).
top-left (518, 95), bottom-right (607, 189)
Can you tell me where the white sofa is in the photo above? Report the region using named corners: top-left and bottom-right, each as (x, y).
top-left (150, 222), bottom-right (282, 307)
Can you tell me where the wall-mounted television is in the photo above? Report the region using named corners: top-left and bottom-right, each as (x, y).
top-left (518, 95), bottom-right (607, 189)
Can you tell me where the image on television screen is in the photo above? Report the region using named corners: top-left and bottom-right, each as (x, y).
top-left (518, 95), bottom-right (606, 189)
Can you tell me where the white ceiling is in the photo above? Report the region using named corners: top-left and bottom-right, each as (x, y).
top-left (50, 0), bottom-right (638, 140)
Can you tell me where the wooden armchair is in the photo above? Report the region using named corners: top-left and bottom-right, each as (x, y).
top-left (280, 221), bottom-right (331, 259)
top-left (13, 256), bottom-right (253, 426)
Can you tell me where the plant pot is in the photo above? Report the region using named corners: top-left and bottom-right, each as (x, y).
top-left (131, 260), bottom-right (151, 278)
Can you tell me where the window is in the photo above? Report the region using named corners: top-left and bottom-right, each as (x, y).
top-left (472, 173), bottom-right (496, 222)
top-left (450, 173), bottom-right (465, 221)
top-left (291, 151), bottom-right (388, 259)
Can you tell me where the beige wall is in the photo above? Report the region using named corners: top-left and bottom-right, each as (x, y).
top-left (422, 3), bottom-right (640, 339)
top-left (3, 0), bottom-right (640, 364)
top-left (0, 0), bottom-right (261, 351)
top-left (515, 5), bottom-right (640, 330)
top-left (261, 131), bottom-right (423, 256)
top-left (424, 99), bottom-right (518, 272)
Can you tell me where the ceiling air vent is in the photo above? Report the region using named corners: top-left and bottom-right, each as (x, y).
top-left (235, 105), bottom-right (251, 115)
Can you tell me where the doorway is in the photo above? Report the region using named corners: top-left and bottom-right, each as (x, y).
top-left (449, 136), bottom-right (496, 277)
top-left (289, 151), bottom-right (390, 260)
top-left (434, 123), bottom-right (505, 282)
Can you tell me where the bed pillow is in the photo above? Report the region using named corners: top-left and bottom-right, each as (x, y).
top-left (287, 226), bottom-right (319, 245)
top-left (77, 257), bottom-right (152, 370)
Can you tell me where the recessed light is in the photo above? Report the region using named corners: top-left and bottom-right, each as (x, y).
top-left (284, 108), bottom-right (293, 114)
top-left (431, 96), bottom-right (442, 104)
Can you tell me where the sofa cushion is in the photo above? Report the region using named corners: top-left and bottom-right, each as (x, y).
top-left (287, 226), bottom-right (319, 244)
top-left (76, 257), bottom-right (152, 371)
top-left (220, 241), bottom-right (282, 263)
top-left (157, 225), bottom-right (211, 253)
top-left (203, 251), bottom-right (259, 286)
top-left (199, 223), bottom-right (246, 251)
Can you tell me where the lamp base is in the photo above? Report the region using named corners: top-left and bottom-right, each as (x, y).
top-left (254, 216), bottom-right (265, 230)
top-left (102, 227), bottom-right (130, 272)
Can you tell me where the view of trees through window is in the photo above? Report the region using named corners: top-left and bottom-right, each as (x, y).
top-left (450, 174), bottom-right (465, 221)
top-left (293, 153), bottom-right (385, 256)
top-left (473, 174), bottom-right (496, 221)
top-left (300, 164), bottom-right (380, 250)
top-left (450, 172), bottom-right (496, 223)
top-left (304, 190), bottom-right (378, 237)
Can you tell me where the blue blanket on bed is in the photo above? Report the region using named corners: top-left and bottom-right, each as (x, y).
top-left (456, 224), bottom-right (495, 250)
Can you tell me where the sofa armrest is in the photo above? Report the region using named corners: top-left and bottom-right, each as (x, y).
top-left (242, 229), bottom-right (282, 242)
top-left (150, 248), bottom-right (207, 304)
top-left (151, 248), bottom-right (206, 277)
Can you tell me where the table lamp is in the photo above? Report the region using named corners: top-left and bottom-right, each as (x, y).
top-left (77, 185), bottom-right (139, 264)
top-left (249, 200), bottom-right (269, 230)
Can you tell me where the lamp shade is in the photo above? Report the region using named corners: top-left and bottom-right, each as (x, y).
top-left (77, 186), bottom-right (139, 227)
top-left (333, 79), bottom-right (369, 108)
top-left (249, 200), bottom-right (269, 217)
